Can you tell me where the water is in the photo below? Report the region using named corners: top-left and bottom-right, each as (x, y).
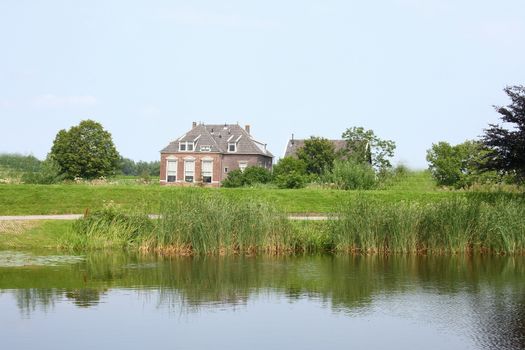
top-left (0, 252), bottom-right (524, 349)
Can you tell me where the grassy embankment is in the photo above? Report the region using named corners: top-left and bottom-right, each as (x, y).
top-left (1, 171), bottom-right (523, 255)
top-left (0, 171), bottom-right (451, 215)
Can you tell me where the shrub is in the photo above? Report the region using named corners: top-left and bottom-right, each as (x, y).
top-left (273, 157), bottom-right (307, 177)
top-left (221, 169), bottom-right (245, 188)
top-left (242, 166), bottom-right (273, 185)
top-left (322, 159), bottom-right (377, 190)
top-left (275, 172), bottom-right (307, 189)
top-left (21, 159), bottom-right (64, 184)
top-left (222, 166), bottom-right (272, 187)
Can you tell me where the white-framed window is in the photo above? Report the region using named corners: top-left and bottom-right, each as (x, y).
top-left (166, 160), bottom-right (177, 183)
top-left (200, 145), bottom-right (211, 152)
top-left (239, 161), bottom-right (248, 172)
top-left (202, 160), bottom-right (213, 183)
top-left (179, 142), bottom-right (194, 152)
top-left (228, 142), bottom-right (237, 152)
top-left (224, 167), bottom-right (229, 173)
top-left (184, 160), bottom-right (195, 182)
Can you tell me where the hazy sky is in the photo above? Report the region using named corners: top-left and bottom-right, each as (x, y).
top-left (1, 0), bottom-right (524, 168)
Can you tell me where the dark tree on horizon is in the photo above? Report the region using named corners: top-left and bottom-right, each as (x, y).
top-left (481, 85), bottom-right (525, 183)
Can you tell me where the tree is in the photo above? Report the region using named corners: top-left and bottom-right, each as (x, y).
top-left (296, 137), bottom-right (336, 176)
top-left (481, 85), bottom-right (525, 182)
top-left (50, 120), bottom-right (120, 179)
top-left (272, 157), bottom-right (307, 178)
top-left (272, 157), bottom-right (308, 189)
top-left (426, 141), bottom-right (466, 187)
top-left (426, 140), bottom-right (495, 188)
top-left (341, 127), bottom-right (396, 173)
top-left (242, 166), bottom-right (273, 185)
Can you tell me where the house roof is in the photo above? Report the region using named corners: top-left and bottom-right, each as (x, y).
top-left (161, 123), bottom-right (273, 157)
top-left (284, 139), bottom-right (347, 158)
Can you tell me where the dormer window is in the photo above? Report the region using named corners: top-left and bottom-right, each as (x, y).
top-left (200, 145), bottom-right (211, 152)
top-left (179, 141), bottom-right (194, 152)
top-left (228, 142), bottom-right (237, 152)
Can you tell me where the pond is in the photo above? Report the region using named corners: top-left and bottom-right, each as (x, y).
top-left (0, 251), bottom-right (524, 349)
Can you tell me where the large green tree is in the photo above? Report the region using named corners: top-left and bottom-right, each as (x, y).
top-left (341, 127), bottom-right (396, 173)
top-left (481, 85), bottom-right (525, 182)
top-left (50, 120), bottom-right (120, 179)
top-left (296, 137), bottom-right (336, 176)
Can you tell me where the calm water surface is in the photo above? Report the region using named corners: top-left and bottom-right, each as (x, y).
top-left (0, 252), bottom-right (524, 349)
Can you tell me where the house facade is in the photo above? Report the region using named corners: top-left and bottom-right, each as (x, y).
top-left (160, 122), bottom-right (273, 187)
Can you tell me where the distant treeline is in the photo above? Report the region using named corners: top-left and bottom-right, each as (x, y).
top-left (0, 153), bottom-right (160, 178)
top-left (119, 157), bottom-right (160, 177)
top-left (0, 153), bottom-right (41, 173)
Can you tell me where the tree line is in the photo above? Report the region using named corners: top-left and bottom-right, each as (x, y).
top-left (426, 85), bottom-right (525, 188)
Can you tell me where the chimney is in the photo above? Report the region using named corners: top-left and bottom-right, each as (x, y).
top-left (291, 133), bottom-right (295, 145)
top-left (245, 125), bottom-right (251, 134)
top-left (192, 121), bottom-right (197, 128)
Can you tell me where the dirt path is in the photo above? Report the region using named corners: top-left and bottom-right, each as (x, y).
top-left (0, 214), bottom-right (331, 221)
top-left (0, 214), bottom-right (83, 221)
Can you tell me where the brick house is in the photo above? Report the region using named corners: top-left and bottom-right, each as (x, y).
top-left (160, 122), bottom-right (273, 187)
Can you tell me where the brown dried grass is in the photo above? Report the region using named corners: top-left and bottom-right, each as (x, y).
top-left (0, 221), bottom-right (38, 235)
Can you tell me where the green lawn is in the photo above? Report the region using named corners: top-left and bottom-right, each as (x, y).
top-left (0, 170), bottom-right (518, 215)
top-left (0, 171), bottom-right (445, 215)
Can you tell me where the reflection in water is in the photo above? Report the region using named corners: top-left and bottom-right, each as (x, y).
top-left (0, 253), bottom-right (524, 349)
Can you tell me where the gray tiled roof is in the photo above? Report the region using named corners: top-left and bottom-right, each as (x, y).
top-left (161, 124), bottom-right (273, 157)
top-left (284, 139), bottom-right (347, 158)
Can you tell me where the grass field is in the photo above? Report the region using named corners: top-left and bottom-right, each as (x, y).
top-left (0, 171), bottom-right (459, 215)
top-left (0, 184), bottom-right (458, 215)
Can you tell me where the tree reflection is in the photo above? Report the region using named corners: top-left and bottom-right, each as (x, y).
top-left (1, 253), bottom-right (524, 348)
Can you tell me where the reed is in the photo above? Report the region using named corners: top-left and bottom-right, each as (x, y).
top-left (66, 191), bottom-right (296, 254)
top-left (66, 191), bottom-right (525, 255)
top-left (63, 204), bottom-right (153, 250)
top-left (329, 196), bottom-right (525, 254)
top-left (144, 191), bottom-right (295, 255)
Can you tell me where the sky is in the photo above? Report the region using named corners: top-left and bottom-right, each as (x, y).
top-left (1, 0), bottom-right (524, 168)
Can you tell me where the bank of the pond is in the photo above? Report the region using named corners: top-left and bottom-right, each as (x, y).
top-left (2, 193), bottom-right (522, 255)
top-left (0, 220), bottom-right (71, 250)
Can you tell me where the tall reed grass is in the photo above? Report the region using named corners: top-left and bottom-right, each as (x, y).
top-left (329, 195), bottom-right (525, 254)
top-left (67, 191), bottom-right (296, 254)
top-left (144, 192), bottom-right (294, 255)
top-left (63, 203), bottom-right (153, 250)
top-left (67, 191), bottom-right (525, 255)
